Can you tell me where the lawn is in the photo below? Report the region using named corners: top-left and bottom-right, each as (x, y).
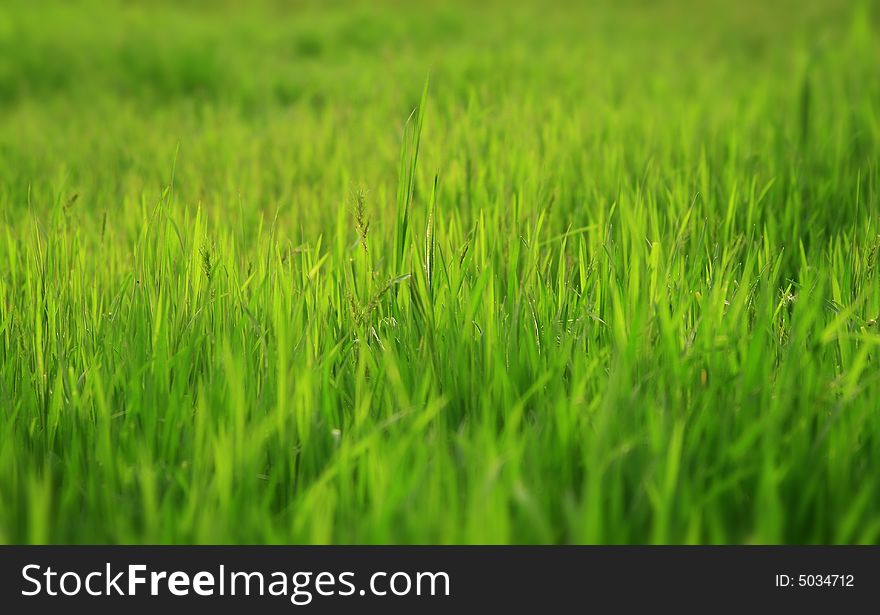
top-left (0, 0), bottom-right (878, 543)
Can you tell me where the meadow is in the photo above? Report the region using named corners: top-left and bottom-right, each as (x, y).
top-left (0, 0), bottom-right (878, 543)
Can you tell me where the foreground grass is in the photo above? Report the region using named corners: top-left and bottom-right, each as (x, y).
top-left (1, 0), bottom-right (879, 543)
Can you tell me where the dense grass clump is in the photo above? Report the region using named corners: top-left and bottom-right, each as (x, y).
top-left (0, 0), bottom-right (878, 543)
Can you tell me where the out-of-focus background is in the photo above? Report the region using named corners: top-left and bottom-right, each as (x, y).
top-left (1, 0), bottom-right (874, 238)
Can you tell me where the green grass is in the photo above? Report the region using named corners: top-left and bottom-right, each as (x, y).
top-left (1, 0), bottom-right (879, 544)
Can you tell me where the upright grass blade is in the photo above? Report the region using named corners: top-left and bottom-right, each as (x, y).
top-left (394, 77), bottom-right (430, 275)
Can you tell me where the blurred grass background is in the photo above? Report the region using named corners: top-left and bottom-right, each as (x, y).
top-left (2, 0), bottom-right (874, 240)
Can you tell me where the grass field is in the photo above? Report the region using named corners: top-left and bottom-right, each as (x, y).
top-left (1, 0), bottom-right (878, 544)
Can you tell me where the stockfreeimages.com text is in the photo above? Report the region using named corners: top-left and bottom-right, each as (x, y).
top-left (21, 563), bottom-right (451, 605)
